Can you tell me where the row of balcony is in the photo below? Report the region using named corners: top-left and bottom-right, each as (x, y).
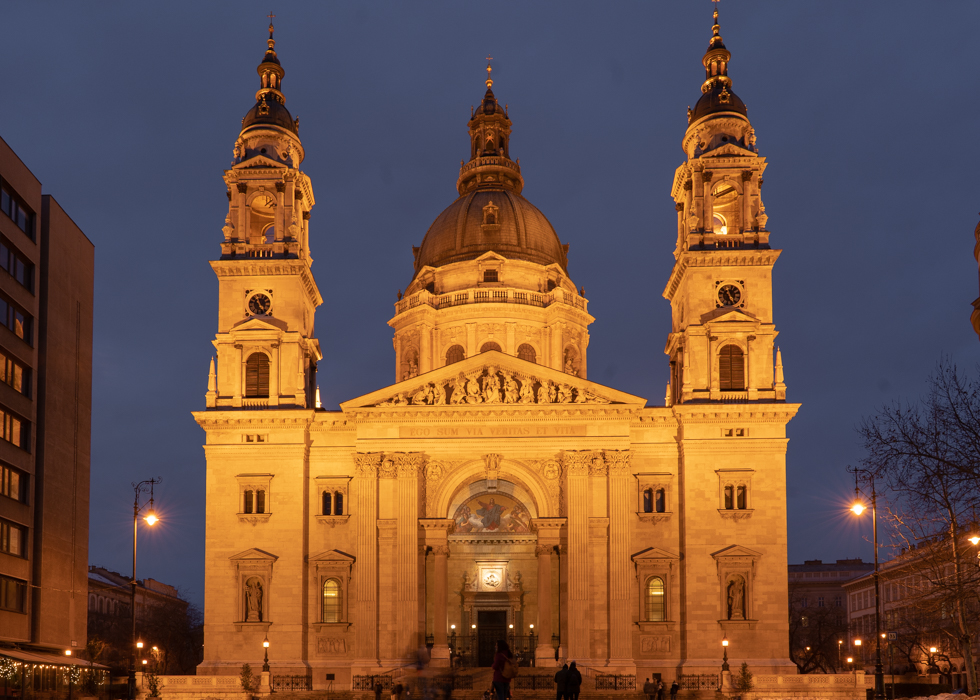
top-left (394, 286), bottom-right (588, 315)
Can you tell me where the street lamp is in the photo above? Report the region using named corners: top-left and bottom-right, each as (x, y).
top-left (130, 478), bottom-right (161, 700)
top-left (838, 640), bottom-right (843, 671)
top-left (848, 466), bottom-right (885, 700)
top-left (262, 635), bottom-right (270, 673)
top-left (722, 637), bottom-right (729, 672)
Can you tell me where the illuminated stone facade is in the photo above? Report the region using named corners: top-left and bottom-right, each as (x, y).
top-left (195, 12), bottom-right (799, 686)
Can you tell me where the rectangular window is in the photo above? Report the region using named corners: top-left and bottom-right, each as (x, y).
top-left (0, 519), bottom-right (25, 557)
top-left (483, 269), bottom-right (498, 283)
top-left (0, 293), bottom-right (32, 345)
top-left (0, 464), bottom-right (25, 502)
top-left (817, 596), bottom-right (825, 607)
top-left (0, 237), bottom-right (33, 292)
top-left (0, 350), bottom-right (30, 397)
top-left (255, 490), bottom-right (265, 514)
top-left (0, 574), bottom-right (26, 612)
top-left (243, 490), bottom-right (253, 514)
top-left (835, 595), bottom-right (842, 607)
top-left (0, 179), bottom-right (35, 241)
top-left (0, 408), bottom-right (26, 449)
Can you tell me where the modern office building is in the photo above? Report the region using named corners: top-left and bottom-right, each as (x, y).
top-left (0, 136), bottom-right (94, 656)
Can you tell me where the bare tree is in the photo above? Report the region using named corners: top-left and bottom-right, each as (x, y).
top-left (788, 584), bottom-right (849, 673)
top-left (859, 359), bottom-right (980, 694)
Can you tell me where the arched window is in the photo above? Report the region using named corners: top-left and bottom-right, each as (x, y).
top-left (718, 345), bottom-right (745, 391)
top-left (245, 353), bottom-right (270, 398)
top-left (642, 489), bottom-right (653, 513)
top-left (724, 486), bottom-right (734, 510)
top-left (334, 492), bottom-right (344, 516)
top-left (243, 490), bottom-right (254, 514)
top-left (322, 492), bottom-right (332, 516)
top-left (446, 345), bottom-right (465, 365)
top-left (255, 490), bottom-right (266, 514)
top-left (481, 342), bottom-right (502, 353)
top-left (655, 488), bottom-right (666, 513)
top-left (322, 579), bottom-right (342, 623)
top-left (263, 224), bottom-right (275, 244)
top-left (736, 485), bottom-right (746, 510)
top-left (711, 181), bottom-right (739, 235)
top-left (517, 344), bottom-right (536, 363)
top-left (646, 577), bottom-right (665, 622)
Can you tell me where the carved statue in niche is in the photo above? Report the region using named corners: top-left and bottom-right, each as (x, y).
top-left (503, 374), bottom-right (520, 404)
top-left (465, 375), bottom-right (482, 404)
top-left (727, 575), bottom-right (746, 620)
top-left (483, 370), bottom-right (501, 404)
top-left (245, 577), bottom-right (263, 622)
top-left (564, 350), bottom-right (579, 377)
top-left (519, 378), bottom-right (535, 404)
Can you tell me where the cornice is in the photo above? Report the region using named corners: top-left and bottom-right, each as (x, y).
top-left (663, 249), bottom-right (781, 301)
top-left (672, 404), bottom-right (800, 424)
top-left (342, 404), bottom-right (639, 423)
top-left (193, 409), bottom-right (316, 430)
top-left (210, 259), bottom-right (323, 307)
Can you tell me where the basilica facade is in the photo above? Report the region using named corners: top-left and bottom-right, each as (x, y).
top-left (194, 10), bottom-right (799, 686)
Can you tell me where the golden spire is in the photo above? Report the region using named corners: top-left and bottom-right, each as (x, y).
top-left (485, 55), bottom-right (494, 88)
top-left (267, 11), bottom-right (276, 50)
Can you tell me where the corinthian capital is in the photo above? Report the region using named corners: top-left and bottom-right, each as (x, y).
top-left (561, 451), bottom-right (591, 477)
top-left (353, 452), bottom-right (384, 477)
top-left (604, 450), bottom-right (632, 475)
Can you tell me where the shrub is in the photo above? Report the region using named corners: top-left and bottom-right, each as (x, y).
top-left (240, 664), bottom-right (255, 694)
top-left (734, 662), bottom-right (753, 692)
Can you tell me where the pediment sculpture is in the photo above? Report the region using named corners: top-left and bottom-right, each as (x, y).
top-left (373, 365), bottom-right (612, 407)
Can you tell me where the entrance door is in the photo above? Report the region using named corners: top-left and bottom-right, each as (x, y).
top-left (477, 610), bottom-right (508, 667)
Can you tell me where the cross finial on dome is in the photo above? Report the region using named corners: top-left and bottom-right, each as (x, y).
top-left (486, 55), bottom-right (494, 88)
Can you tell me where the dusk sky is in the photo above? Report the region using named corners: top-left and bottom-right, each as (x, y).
top-left (2, 1), bottom-right (977, 608)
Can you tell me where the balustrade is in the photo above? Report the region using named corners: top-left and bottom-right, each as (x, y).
top-left (394, 287), bottom-right (585, 315)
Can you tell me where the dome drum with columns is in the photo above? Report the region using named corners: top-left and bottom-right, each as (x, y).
top-left (195, 11), bottom-right (800, 687)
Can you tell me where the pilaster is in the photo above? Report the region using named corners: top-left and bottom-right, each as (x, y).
top-left (352, 453), bottom-right (381, 668)
top-left (606, 450), bottom-right (635, 670)
top-left (563, 451), bottom-right (592, 661)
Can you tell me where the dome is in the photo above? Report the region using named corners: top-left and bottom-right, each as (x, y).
top-left (414, 188), bottom-right (568, 275)
top-left (242, 97), bottom-right (297, 134)
top-left (691, 83), bottom-right (747, 123)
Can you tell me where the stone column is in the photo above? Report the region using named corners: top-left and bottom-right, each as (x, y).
top-left (352, 453), bottom-right (382, 670)
top-left (420, 518), bottom-right (454, 665)
top-left (233, 344), bottom-right (243, 407)
top-left (269, 343), bottom-right (280, 406)
top-left (606, 451), bottom-right (635, 670)
top-left (564, 453), bottom-right (591, 661)
top-left (420, 325), bottom-right (432, 374)
top-left (532, 518), bottom-right (565, 667)
top-left (395, 455), bottom-right (424, 660)
top-left (505, 322), bottom-right (516, 356)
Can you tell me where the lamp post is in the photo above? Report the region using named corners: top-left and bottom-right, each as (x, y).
top-left (849, 467), bottom-right (885, 700)
top-left (838, 639), bottom-right (843, 671)
top-left (262, 636), bottom-right (270, 673)
top-left (130, 478), bottom-right (161, 700)
top-left (722, 637), bottom-right (729, 671)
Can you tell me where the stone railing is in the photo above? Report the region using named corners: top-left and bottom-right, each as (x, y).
top-left (136, 673), bottom-right (260, 700)
top-left (735, 672), bottom-right (869, 700)
top-left (458, 155), bottom-right (521, 177)
top-left (395, 287), bottom-right (587, 316)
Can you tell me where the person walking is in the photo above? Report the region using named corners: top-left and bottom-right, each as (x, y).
top-left (670, 681), bottom-right (679, 700)
top-left (566, 661), bottom-right (582, 700)
top-left (657, 678), bottom-right (665, 700)
top-left (391, 683), bottom-right (403, 700)
top-left (491, 640), bottom-right (515, 700)
top-left (643, 678), bottom-right (657, 700)
top-left (554, 664), bottom-right (569, 700)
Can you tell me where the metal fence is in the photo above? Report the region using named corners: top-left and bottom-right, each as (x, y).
top-left (352, 675), bottom-right (393, 691)
top-left (272, 674), bottom-right (312, 692)
top-left (595, 675), bottom-right (636, 691)
top-left (677, 674), bottom-right (719, 691)
top-left (513, 675), bottom-right (555, 691)
top-left (430, 675), bottom-right (474, 691)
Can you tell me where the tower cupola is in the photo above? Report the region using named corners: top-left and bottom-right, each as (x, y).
top-left (241, 20), bottom-right (299, 137)
top-left (457, 59), bottom-right (524, 196)
top-left (688, 6), bottom-right (748, 125)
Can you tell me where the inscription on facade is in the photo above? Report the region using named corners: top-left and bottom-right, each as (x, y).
top-left (640, 635), bottom-right (671, 654)
top-left (400, 424), bottom-right (586, 438)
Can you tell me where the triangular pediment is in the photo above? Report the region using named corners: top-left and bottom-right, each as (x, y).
top-left (703, 143), bottom-right (758, 158)
top-left (309, 549), bottom-right (356, 564)
top-left (229, 548), bottom-right (278, 562)
top-left (475, 251), bottom-right (507, 263)
top-left (632, 546), bottom-right (680, 562)
top-left (340, 350), bottom-right (646, 410)
top-left (700, 307), bottom-right (761, 324)
top-left (233, 155), bottom-right (287, 171)
top-left (711, 544), bottom-right (762, 561)
top-left (231, 316), bottom-right (288, 332)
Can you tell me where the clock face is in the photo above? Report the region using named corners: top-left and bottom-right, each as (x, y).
top-left (248, 293), bottom-right (272, 316)
top-left (718, 284), bottom-right (741, 307)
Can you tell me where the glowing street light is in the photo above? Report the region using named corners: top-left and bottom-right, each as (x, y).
top-left (722, 637), bottom-right (730, 673)
top-left (262, 635), bottom-right (270, 673)
top-left (848, 466), bottom-right (885, 700)
top-left (130, 478), bottom-right (161, 700)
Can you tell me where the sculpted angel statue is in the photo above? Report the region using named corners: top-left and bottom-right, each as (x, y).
top-left (450, 373), bottom-right (467, 405)
top-left (557, 383), bottom-right (573, 403)
top-left (519, 379), bottom-right (535, 403)
top-left (503, 374), bottom-right (520, 404)
top-left (465, 375), bottom-right (482, 404)
top-left (483, 371), bottom-right (501, 403)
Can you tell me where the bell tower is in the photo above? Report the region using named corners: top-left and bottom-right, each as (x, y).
top-left (663, 5), bottom-right (786, 405)
top-left (206, 21), bottom-right (322, 409)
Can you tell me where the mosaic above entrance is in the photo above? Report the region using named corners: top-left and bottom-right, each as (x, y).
top-left (452, 492), bottom-right (531, 534)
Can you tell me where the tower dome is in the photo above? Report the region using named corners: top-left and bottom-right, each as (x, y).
top-left (241, 21), bottom-right (299, 136)
top-left (412, 67), bottom-right (568, 279)
top-left (688, 6), bottom-right (748, 126)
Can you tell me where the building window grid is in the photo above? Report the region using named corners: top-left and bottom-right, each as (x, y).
top-left (0, 463), bottom-right (24, 502)
top-left (0, 350), bottom-right (29, 397)
top-left (0, 179), bottom-right (35, 241)
top-left (0, 573), bottom-right (26, 612)
top-left (0, 294), bottom-right (32, 345)
top-left (0, 406), bottom-right (26, 449)
top-left (0, 237), bottom-right (33, 292)
top-left (0, 518), bottom-right (25, 557)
